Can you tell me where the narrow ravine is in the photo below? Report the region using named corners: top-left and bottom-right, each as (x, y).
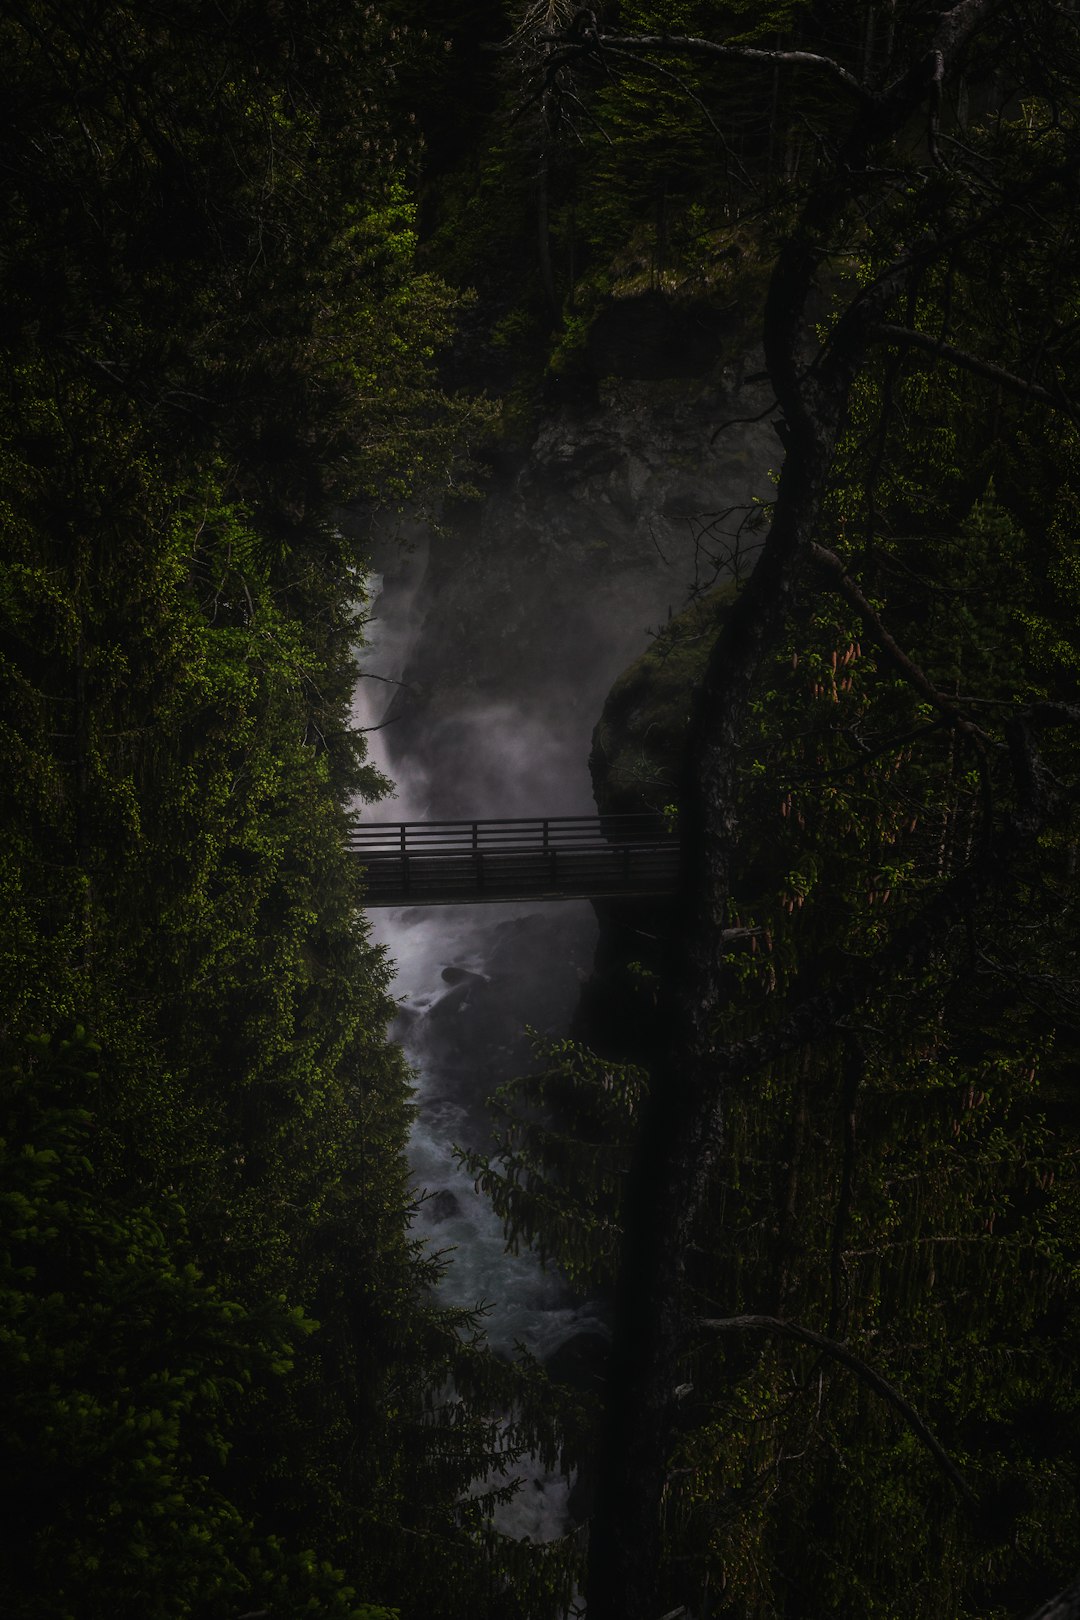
top-left (348, 357), bottom-right (774, 1539)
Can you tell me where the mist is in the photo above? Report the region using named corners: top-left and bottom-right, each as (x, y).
top-left (346, 363), bottom-right (774, 1540)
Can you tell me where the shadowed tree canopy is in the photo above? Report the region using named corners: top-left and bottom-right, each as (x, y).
top-left (469, 1), bottom-right (1080, 1616)
top-left (6, 0), bottom-right (1080, 1615)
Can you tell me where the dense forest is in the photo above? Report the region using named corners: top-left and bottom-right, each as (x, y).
top-left (3, 1), bottom-right (1080, 1618)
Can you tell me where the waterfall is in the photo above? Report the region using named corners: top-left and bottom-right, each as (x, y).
top-left (352, 560), bottom-right (604, 1541)
top-left (347, 359), bottom-right (774, 1540)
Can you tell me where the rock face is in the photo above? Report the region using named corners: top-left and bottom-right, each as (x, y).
top-left (408, 908), bottom-right (597, 1108)
top-left (589, 586), bottom-right (736, 815)
top-left (367, 353), bottom-right (775, 822)
top-left (584, 291), bottom-right (748, 381)
top-left (581, 589), bottom-right (734, 1062)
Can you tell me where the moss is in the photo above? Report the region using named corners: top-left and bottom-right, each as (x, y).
top-left (590, 584), bottom-right (736, 813)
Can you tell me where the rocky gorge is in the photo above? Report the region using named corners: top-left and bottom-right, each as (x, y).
top-left (349, 325), bottom-right (776, 1538)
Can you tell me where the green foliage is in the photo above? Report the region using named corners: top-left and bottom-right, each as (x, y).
top-left (646, 368), bottom-right (1080, 1613)
top-left (420, 0), bottom-right (816, 421)
top-left (509, 192), bottom-right (1080, 1613)
top-left (461, 1035), bottom-right (648, 1294)
top-left (0, 1029), bottom-right (396, 1620)
top-left (8, 2), bottom-right (1080, 1616)
top-left (0, 4), bottom-right (532, 1616)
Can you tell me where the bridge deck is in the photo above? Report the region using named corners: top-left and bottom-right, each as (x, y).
top-left (350, 814), bottom-right (679, 906)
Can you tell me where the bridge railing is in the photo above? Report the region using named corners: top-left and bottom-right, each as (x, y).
top-left (348, 814), bottom-right (679, 905)
top-left (348, 812), bottom-right (672, 856)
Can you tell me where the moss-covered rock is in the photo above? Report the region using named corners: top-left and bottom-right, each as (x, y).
top-left (589, 584), bottom-right (736, 814)
top-left (576, 586), bottom-right (735, 1064)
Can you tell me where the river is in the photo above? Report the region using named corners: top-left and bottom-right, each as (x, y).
top-left (347, 357), bottom-right (773, 1540)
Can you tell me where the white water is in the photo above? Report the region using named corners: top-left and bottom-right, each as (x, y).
top-left (370, 899), bottom-right (604, 1362)
top-left (353, 559), bottom-right (603, 1540)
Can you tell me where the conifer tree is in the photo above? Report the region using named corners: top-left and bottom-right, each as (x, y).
top-left (491, 3), bottom-right (1080, 1615)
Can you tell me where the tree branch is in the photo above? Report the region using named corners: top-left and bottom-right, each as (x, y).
top-left (698, 1314), bottom-right (976, 1503)
top-left (809, 540), bottom-right (996, 837)
top-left (581, 0), bottom-right (1034, 1610)
top-left (809, 542), bottom-right (990, 744)
top-left (539, 31), bottom-right (873, 101)
top-left (355, 670), bottom-right (410, 687)
top-left (931, 0), bottom-right (1008, 64)
top-left (927, 50), bottom-right (945, 164)
top-left (811, 544), bottom-right (1079, 833)
top-left (1004, 713), bottom-right (1058, 835)
top-left (1025, 701), bottom-right (1080, 727)
top-left (872, 324), bottom-right (1070, 413)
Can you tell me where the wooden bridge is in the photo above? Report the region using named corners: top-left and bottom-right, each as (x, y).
top-left (350, 813), bottom-right (679, 906)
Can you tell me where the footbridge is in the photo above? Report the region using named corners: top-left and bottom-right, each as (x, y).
top-left (350, 813), bottom-right (679, 906)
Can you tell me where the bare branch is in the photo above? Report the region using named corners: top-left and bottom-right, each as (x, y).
top-left (698, 1314), bottom-right (976, 1503)
top-left (877, 0), bottom-right (1008, 105)
top-left (720, 926), bottom-right (769, 949)
top-left (931, 0), bottom-right (1009, 64)
top-left (710, 394), bottom-right (778, 444)
top-left (927, 49), bottom-right (945, 164)
top-left (356, 670), bottom-right (410, 688)
top-left (1024, 701), bottom-right (1080, 727)
top-left (552, 31), bottom-right (873, 101)
top-left (811, 540), bottom-right (999, 848)
top-left (1004, 713), bottom-right (1060, 834)
top-left (354, 714), bottom-right (404, 734)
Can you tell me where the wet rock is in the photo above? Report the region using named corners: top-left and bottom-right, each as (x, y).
top-left (414, 909), bottom-right (598, 1098)
top-left (427, 981), bottom-right (478, 1023)
top-left (441, 964), bottom-right (486, 986)
top-left (423, 1188), bottom-right (462, 1223)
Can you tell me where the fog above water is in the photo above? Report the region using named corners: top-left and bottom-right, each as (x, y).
top-left (347, 367), bottom-right (774, 1538)
top-left (352, 548), bottom-right (601, 1360)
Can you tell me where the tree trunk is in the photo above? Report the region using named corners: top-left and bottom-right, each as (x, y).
top-left (585, 267), bottom-right (859, 1618)
top-left (537, 150), bottom-right (559, 324)
top-left (582, 5), bottom-right (1005, 1605)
